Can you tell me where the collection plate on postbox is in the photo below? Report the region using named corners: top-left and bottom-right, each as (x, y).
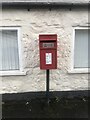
top-left (39, 34), bottom-right (57, 69)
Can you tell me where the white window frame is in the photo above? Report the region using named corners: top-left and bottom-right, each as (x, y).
top-left (69, 26), bottom-right (89, 73)
top-left (0, 27), bottom-right (26, 76)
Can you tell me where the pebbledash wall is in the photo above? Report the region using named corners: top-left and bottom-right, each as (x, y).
top-left (0, 6), bottom-right (88, 94)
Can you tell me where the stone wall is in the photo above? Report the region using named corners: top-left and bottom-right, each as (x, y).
top-left (0, 7), bottom-right (88, 93)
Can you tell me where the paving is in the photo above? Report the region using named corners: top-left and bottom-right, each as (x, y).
top-left (2, 97), bottom-right (89, 119)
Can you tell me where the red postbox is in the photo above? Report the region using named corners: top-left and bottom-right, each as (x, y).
top-left (39, 34), bottom-right (57, 69)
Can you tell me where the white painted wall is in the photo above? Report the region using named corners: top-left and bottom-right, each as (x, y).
top-left (0, 7), bottom-right (88, 93)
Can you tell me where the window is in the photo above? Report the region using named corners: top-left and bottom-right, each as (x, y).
top-left (71, 27), bottom-right (89, 73)
top-left (0, 27), bottom-right (26, 76)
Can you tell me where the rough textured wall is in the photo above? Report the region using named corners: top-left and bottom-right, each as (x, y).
top-left (0, 7), bottom-right (88, 93)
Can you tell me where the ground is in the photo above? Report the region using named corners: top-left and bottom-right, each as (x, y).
top-left (2, 96), bottom-right (89, 119)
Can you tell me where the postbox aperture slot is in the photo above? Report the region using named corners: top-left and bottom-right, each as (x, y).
top-left (43, 43), bottom-right (54, 48)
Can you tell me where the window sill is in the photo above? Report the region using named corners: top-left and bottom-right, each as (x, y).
top-left (68, 68), bottom-right (89, 74)
top-left (0, 70), bottom-right (27, 76)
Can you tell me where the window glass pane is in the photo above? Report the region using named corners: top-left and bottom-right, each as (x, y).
top-left (0, 30), bottom-right (19, 71)
top-left (88, 29), bottom-right (90, 68)
top-left (74, 29), bottom-right (88, 68)
top-left (0, 30), bottom-right (2, 71)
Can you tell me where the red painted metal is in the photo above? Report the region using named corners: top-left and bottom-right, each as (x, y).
top-left (39, 34), bottom-right (57, 69)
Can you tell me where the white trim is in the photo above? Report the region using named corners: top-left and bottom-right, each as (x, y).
top-left (17, 27), bottom-right (23, 72)
top-left (68, 68), bottom-right (89, 74)
top-left (0, 26), bottom-right (26, 76)
top-left (69, 26), bottom-right (89, 74)
top-left (73, 26), bottom-right (89, 30)
top-left (0, 71), bottom-right (26, 76)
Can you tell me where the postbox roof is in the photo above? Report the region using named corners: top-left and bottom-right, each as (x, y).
top-left (39, 34), bottom-right (57, 41)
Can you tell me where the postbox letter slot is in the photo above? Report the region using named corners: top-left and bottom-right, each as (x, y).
top-left (43, 43), bottom-right (54, 48)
